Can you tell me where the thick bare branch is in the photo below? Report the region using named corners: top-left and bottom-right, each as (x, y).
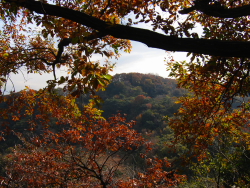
top-left (6, 0), bottom-right (250, 58)
top-left (179, 1), bottom-right (250, 18)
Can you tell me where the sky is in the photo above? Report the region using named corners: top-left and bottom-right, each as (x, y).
top-left (2, 5), bottom-right (190, 93)
top-left (109, 42), bottom-right (188, 76)
top-left (4, 40), bottom-right (188, 93)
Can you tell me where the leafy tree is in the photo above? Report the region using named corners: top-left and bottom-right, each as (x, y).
top-left (1, 0), bottom-right (250, 97)
top-left (1, 0), bottom-right (250, 187)
top-left (167, 61), bottom-right (250, 187)
top-left (1, 0), bottom-right (250, 59)
top-left (0, 89), bottom-right (186, 187)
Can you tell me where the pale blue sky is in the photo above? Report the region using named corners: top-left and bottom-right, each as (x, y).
top-left (4, 41), bottom-right (188, 92)
top-left (1, 7), bottom-right (190, 93)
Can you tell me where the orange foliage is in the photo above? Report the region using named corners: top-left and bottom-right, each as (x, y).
top-left (0, 89), bottom-right (185, 187)
top-left (1, 0), bottom-right (250, 187)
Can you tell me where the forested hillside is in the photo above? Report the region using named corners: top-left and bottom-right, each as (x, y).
top-left (0, 73), bottom-right (188, 185)
top-left (1, 72), bottom-right (250, 188)
top-left (80, 73), bottom-right (186, 131)
top-left (1, 0), bottom-right (250, 186)
top-left (0, 73), bottom-right (186, 151)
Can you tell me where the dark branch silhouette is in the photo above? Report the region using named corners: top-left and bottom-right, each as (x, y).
top-left (5, 0), bottom-right (250, 58)
top-left (179, 0), bottom-right (250, 18)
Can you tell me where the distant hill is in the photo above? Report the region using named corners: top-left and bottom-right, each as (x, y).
top-left (89, 73), bottom-right (187, 131)
top-left (0, 73), bottom-right (186, 152)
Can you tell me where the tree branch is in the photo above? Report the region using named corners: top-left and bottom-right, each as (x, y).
top-left (179, 1), bottom-right (250, 18)
top-left (6, 0), bottom-right (250, 58)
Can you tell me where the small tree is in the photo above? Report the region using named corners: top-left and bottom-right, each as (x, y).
top-left (167, 60), bottom-right (250, 187)
top-left (0, 89), bottom-right (185, 187)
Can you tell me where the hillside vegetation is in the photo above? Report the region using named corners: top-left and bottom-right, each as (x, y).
top-left (81, 73), bottom-right (186, 131)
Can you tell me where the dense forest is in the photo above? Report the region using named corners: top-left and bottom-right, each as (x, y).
top-left (1, 73), bottom-right (250, 187)
top-left (1, 0), bottom-right (250, 186)
top-left (80, 73), bottom-right (186, 130)
top-left (0, 72), bottom-right (186, 160)
top-left (0, 73), bottom-right (189, 184)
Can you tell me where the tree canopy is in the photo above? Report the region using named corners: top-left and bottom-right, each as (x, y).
top-left (2, 0), bottom-right (250, 58)
top-left (0, 0), bottom-right (250, 187)
top-left (0, 0), bottom-right (250, 95)
top-left (0, 0), bottom-right (249, 98)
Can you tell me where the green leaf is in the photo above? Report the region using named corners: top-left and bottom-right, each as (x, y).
top-left (97, 79), bottom-right (106, 86)
top-left (3, 53), bottom-right (9, 57)
top-left (102, 74), bottom-right (112, 80)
